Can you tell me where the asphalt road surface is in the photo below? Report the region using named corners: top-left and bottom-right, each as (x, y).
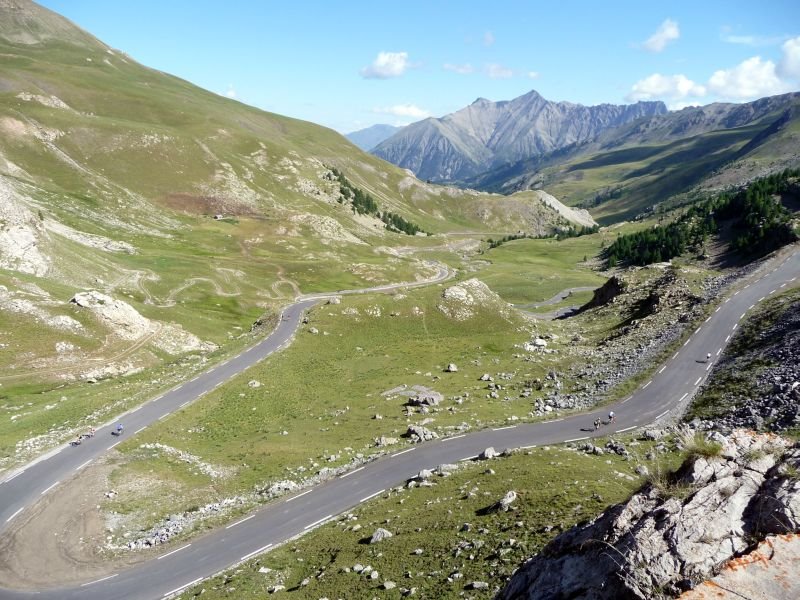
top-left (1, 249), bottom-right (798, 600)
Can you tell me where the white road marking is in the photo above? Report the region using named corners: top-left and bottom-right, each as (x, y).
top-left (3, 470), bottom-right (24, 483)
top-left (706, 363), bottom-right (713, 371)
top-left (715, 307), bottom-right (720, 313)
top-left (157, 543), bottom-right (191, 560)
top-left (180, 401), bottom-right (190, 408)
top-left (744, 284), bottom-right (750, 289)
top-left (769, 289), bottom-right (776, 295)
top-left (643, 380), bottom-right (652, 389)
top-left (679, 393), bottom-right (689, 402)
top-left (695, 327), bottom-right (701, 334)
top-left (705, 317), bottom-right (711, 323)
top-left (190, 376), bottom-right (199, 382)
top-left (542, 418), bottom-right (563, 423)
top-left (564, 436), bottom-right (589, 443)
top-left (459, 455), bottom-right (478, 462)
top-left (392, 448), bottom-right (416, 457)
top-left (672, 352), bottom-right (679, 360)
top-left (683, 339), bottom-right (691, 347)
top-left (492, 425), bottom-right (516, 431)
top-left (717, 348), bottom-right (722, 356)
top-left (780, 283), bottom-right (786, 288)
top-left (621, 396), bottom-right (632, 404)
top-left (658, 366), bottom-right (666, 374)
top-left (694, 377), bottom-right (702, 386)
top-left (304, 514), bottom-right (333, 530)
top-left (109, 441), bottom-right (120, 450)
top-left (81, 574), bottom-right (118, 587)
top-left (617, 426), bottom-right (636, 433)
top-left (656, 411), bottom-right (669, 420)
top-left (240, 544), bottom-right (272, 563)
top-left (443, 434), bottom-right (466, 442)
top-left (733, 324), bottom-right (738, 331)
top-left (134, 426), bottom-right (146, 434)
top-left (732, 291), bottom-right (739, 296)
top-left (360, 489), bottom-right (386, 503)
top-left (520, 444), bottom-right (537, 450)
top-left (226, 515), bottom-right (255, 529)
top-left (40, 480), bottom-right (60, 495)
top-left (725, 335), bottom-right (731, 342)
top-left (758, 297), bottom-right (765, 302)
top-left (339, 466), bottom-right (365, 479)
top-left (6, 507), bottom-right (24, 523)
top-left (158, 413), bottom-right (169, 420)
top-left (286, 490), bottom-right (312, 503)
top-left (163, 577), bottom-right (203, 598)
top-left (726, 296), bottom-right (732, 301)
top-left (739, 313), bottom-right (746, 321)
top-left (749, 304), bottom-right (755, 310)
top-left (792, 277), bottom-right (797, 282)
top-left (76, 459), bottom-right (92, 471)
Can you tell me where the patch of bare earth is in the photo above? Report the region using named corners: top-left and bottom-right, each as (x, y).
top-left (0, 456), bottom-right (144, 588)
top-left (162, 193), bottom-right (257, 216)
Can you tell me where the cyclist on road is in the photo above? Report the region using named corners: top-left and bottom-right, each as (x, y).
top-left (608, 411), bottom-right (616, 424)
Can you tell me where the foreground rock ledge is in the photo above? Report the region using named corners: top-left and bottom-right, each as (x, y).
top-left (499, 430), bottom-right (800, 600)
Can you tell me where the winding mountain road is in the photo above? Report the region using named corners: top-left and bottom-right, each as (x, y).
top-left (1, 249), bottom-right (798, 600)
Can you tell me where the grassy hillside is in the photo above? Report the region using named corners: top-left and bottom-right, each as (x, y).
top-left (0, 0), bottom-right (603, 465)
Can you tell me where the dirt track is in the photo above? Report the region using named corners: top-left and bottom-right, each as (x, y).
top-left (0, 456), bottom-right (143, 588)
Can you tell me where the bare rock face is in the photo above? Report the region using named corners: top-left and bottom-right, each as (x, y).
top-left (499, 430), bottom-right (800, 600)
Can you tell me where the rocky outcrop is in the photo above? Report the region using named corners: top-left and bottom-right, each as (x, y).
top-left (438, 278), bottom-right (511, 321)
top-left (372, 90), bottom-right (666, 182)
top-left (499, 430), bottom-right (800, 600)
top-left (70, 290), bottom-right (216, 355)
top-left (581, 275), bottom-right (626, 310)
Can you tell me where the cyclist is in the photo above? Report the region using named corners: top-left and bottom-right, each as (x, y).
top-left (116, 423), bottom-right (124, 435)
top-left (608, 411), bottom-right (616, 424)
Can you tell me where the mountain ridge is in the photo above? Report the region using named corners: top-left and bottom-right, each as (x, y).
top-left (345, 123), bottom-right (402, 151)
top-left (372, 89), bottom-right (667, 182)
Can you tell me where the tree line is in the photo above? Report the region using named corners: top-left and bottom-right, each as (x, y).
top-left (604, 169), bottom-right (799, 267)
top-left (329, 167), bottom-right (427, 236)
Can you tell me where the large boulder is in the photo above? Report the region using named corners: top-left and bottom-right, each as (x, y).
top-left (499, 430), bottom-right (799, 599)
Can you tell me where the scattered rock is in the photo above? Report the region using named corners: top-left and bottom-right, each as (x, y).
top-left (370, 528), bottom-right (393, 544)
top-left (480, 447), bottom-right (499, 460)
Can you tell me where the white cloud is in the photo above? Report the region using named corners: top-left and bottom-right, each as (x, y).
top-left (707, 56), bottom-right (789, 99)
top-left (485, 63), bottom-right (514, 79)
top-left (720, 26), bottom-right (788, 47)
top-left (778, 36), bottom-right (800, 79)
top-left (642, 18), bottom-right (680, 52)
top-left (526, 71), bottom-right (540, 79)
top-left (360, 51), bottom-right (410, 79)
top-left (225, 85), bottom-right (237, 99)
top-left (443, 62), bottom-right (474, 75)
top-left (373, 104), bottom-right (431, 119)
top-left (483, 31), bottom-right (495, 47)
top-left (627, 73), bottom-right (706, 102)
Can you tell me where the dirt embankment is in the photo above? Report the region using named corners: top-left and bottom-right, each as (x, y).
top-left (0, 456), bottom-right (144, 588)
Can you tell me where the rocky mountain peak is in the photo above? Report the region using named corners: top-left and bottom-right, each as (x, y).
top-left (372, 89), bottom-right (667, 183)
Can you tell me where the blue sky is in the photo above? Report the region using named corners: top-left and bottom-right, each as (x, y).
top-left (39, 1), bottom-right (800, 133)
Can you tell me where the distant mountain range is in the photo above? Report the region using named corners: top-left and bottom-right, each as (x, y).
top-left (371, 90), bottom-right (667, 183)
top-left (345, 124), bottom-right (402, 151)
top-left (468, 92), bottom-right (800, 223)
